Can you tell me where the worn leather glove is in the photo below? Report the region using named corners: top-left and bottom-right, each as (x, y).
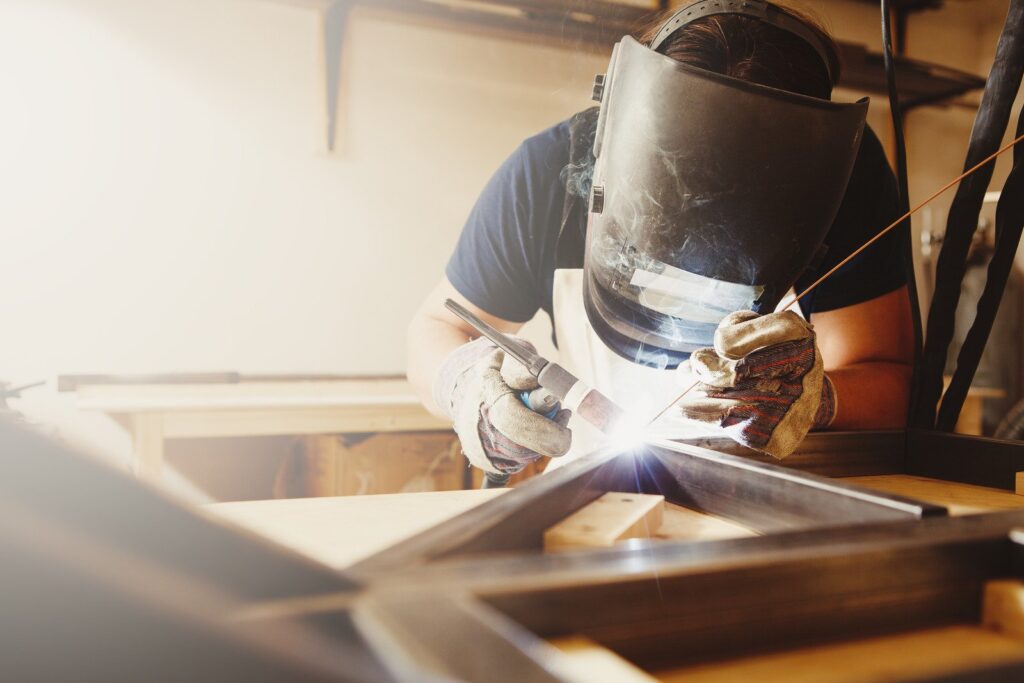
top-left (677, 310), bottom-right (837, 459)
top-left (433, 338), bottom-right (572, 475)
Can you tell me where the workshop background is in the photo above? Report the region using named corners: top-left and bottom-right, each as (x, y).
top-left (1, 0), bottom-right (1020, 500)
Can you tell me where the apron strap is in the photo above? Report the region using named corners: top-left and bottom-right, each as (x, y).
top-left (556, 107), bottom-right (599, 270)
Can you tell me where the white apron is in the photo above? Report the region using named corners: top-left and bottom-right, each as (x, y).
top-left (546, 268), bottom-right (716, 469)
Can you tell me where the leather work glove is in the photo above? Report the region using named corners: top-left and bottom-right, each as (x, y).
top-left (433, 338), bottom-right (572, 475)
top-left (676, 310), bottom-right (837, 459)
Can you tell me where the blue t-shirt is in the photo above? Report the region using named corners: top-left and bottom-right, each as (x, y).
top-left (447, 112), bottom-right (906, 327)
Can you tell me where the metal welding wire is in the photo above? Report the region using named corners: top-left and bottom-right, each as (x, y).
top-left (939, 105), bottom-right (1024, 431)
top-left (914, 0), bottom-right (1024, 428)
top-left (880, 0), bottom-right (924, 420)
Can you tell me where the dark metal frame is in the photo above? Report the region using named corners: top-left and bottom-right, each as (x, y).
top-left (349, 509), bottom-right (1024, 680)
top-left (7, 409), bottom-right (1024, 681)
top-left (347, 435), bottom-right (944, 578)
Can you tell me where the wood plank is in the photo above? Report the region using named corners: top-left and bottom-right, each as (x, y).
top-left (131, 413), bottom-right (165, 481)
top-left (206, 489), bottom-right (506, 569)
top-left (656, 626), bottom-right (1024, 682)
top-left (158, 404), bottom-right (448, 438)
top-left (76, 379), bottom-right (437, 412)
top-left (544, 492), bottom-right (664, 552)
top-left (1015, 471), bottom-right (1024, 496)
top-left (843, 475), bottom-right (1024, 515)
top-left (982, 580), bottom-right (1024, 642)
top-left (653, 503), bottom-right (755, 542)
top-left (549, 637), bottom-right (658, 683)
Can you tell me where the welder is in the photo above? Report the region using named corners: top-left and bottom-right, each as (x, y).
top-left (407, 0), bottom-right (914, 478)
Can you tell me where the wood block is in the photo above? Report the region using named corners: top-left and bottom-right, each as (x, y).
top-left (549, 637), bottom-right (658, 682)
top-left (1015, 472), bottom-right (1024, 496)
top-left (982, 579), bottom-right (1024, 641)
top-left (544, 492), bottom-right (664, 552)
top-left (654, 503), bottom-right (755, 542)
top-left (658, 626), bottom-right (1024, 683)
top-left (843, 475), bottom-right (1024, 515)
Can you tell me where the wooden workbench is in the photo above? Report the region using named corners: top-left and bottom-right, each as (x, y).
top-left (205, 473), bottom-right (1024, 571)
top-left (75, 378), bottom-right (450, 483)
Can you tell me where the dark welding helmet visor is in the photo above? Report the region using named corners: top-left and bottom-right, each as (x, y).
top-left (583, 36), bottom-right (868, 369)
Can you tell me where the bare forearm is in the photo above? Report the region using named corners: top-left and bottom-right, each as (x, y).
top-left (406, 312), bottom-right (473, 418)
top-left (407, 278), bottom-right (524, 418)
top-left (827, 361), bottom-right (912, 430)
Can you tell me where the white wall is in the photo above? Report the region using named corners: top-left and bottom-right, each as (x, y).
top-left (0, 0), bottom-right (605, 385)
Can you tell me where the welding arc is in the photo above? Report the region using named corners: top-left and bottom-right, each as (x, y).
top-left (646, 130), bottom-right (1024, 428)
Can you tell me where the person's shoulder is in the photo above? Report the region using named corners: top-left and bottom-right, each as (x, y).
top-left (513, 115), bottom-right (575, 177)
top-left (839, 122), bottom-right (898, 206)
top-left (854, 123), bottom-right (894, 178)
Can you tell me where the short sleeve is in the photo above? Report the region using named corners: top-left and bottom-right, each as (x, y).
top-left (446, 126), bottom-right (568, 322)
top-left (796, 125), bottom-right (908, 316)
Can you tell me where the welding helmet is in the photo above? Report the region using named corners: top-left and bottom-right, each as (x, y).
top-left (583, 1), bottom-right (868, 369)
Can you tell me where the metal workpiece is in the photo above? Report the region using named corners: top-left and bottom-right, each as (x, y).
top-left (9, 400), bottom-right (1024, 682)
top-left (349, 435), bottom-right (947, 579)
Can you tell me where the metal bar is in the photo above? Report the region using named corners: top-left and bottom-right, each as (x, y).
top-left (323, 0), bottom-right (351, 152)
top-left (676, 429), bottom-right (906, 477)
top-left (907, 429), bottom-right (1024, 490)
top-left (293, 512), bottom-right (1024, 678)
top-left (354, 593), bottom-right (567, 682)
top-left (445, 299), bottom-right (546, 374)
top-left (346, 447), bottom-right (631, 578)
top-left (351, 436), bottom-right (941, 577)
top-left (459, 512), bottom-right (1024, 671)
top-left (640, 440), bottom-right (943, 533)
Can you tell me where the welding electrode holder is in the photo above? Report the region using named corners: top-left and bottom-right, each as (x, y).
top-left (519, 388), bottom-right (560, 418)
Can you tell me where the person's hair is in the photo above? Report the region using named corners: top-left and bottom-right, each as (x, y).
top-left (634, 3), bottom-right (840, 100)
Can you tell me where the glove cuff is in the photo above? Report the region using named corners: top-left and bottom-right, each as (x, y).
top-left (432, 337), bottom-right (494, 421)
top-left (812, 373), bottom-right (838, 429)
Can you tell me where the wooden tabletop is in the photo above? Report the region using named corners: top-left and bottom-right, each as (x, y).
top-left (205, 475), bottom-right (1024, 572)
top-left (74, 378), bottom-right (437, 413)
top-left (842, 475), bottom-right (1024, 516)
top-left (74, 378), bottom-right (451, 442)
top-left (207, 489), bottom-right (506, 569)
